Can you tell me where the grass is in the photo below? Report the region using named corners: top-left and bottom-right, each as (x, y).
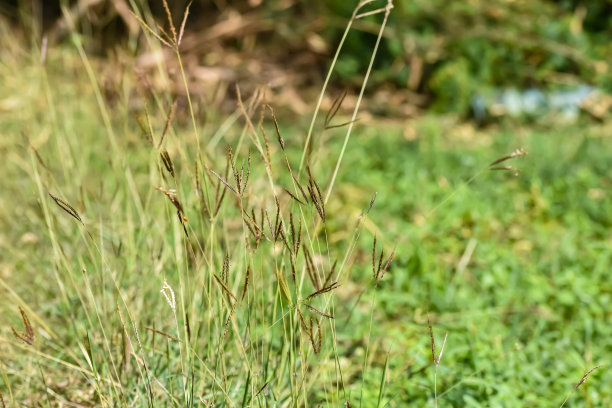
top-left (1, 2), bottom-right (612, 407)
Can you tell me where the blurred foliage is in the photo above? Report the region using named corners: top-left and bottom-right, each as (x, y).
top-left (315, 0), bottom-right (612, 112)
top-left (2, 0), bottom-right (611, 113)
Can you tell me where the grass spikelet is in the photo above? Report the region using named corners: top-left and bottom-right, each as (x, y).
top-left (209, 168), bottom-right (238, 195)
top-left (11, 307), bottom-right (34, 345)
top-left (136, 109), bottom-right (154, 146)
top-left (160, 280), bottom-right (176, 312)
top-left (560, 365), bottom-right (603, 407)
top-left (160, 150), bottom-right (175, 178)
top-left (257, 108), bottom-right (273, 168)
top-left (283, 188), bottom-right (305, 205)
top-left (289, 212), bottom-right (302, 255)
top-left (575, 365), bottom-right (601, 390)
top-left (292, 174), bottom-right (310, 204)
top-left (222, 252), bottom-right (230, 283)
top-left (161, 0), bottom-right (177, 44)
top-left (307, 166), bottom-right (325, 222)
top-left (303, 246), bottom-right (319, 290)
top-left (48, 192), bottom-right (83, 224)
top-left (213, 274), bottom-right (238, 303)
top-left (145, 327), bottom-right (181, 342)
top-left (241, 149), bottom-right (251, 194)
top-left (255, 381), bottom-right (269, 398)
top-left (185, 312), bottom-right (191, 342)
top-left (266, 104), bottom-right (285, 151)
top-left (322, 259), bottom-right (337, 289)
top-left (155, 187), bottom-right (187, 234)
top-left (373, 235), bottom-right (395, 282)
top-left (177, 1), bottom-right (192, 46)
top-left (241, 265), bottom-right (251, 300)
top-left (306, 282), bottom-right (339, 301)
top-left (489, 147), bottom-right (528, 167)
top-left (305, 304), bottom-right (334, 319)
top-left (223, 303), bottom-right (237, 338)
top-left (488, 148), bottom-right (527, 176)
top-left (324, 89), bottom-right (348, 129)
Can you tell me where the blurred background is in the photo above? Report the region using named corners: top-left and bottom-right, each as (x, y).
top-left (2, 0), bottom-right (610, 120)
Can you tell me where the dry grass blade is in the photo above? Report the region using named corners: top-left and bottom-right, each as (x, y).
top-left (145, 327), bottom-right (181, 342)
top-left (11, 307), bottom-right (34, 345)
top-left (0, 390), bottom-right (5, 408)
top-left (48, 193), bottom-right (83, 224)
top-left (306, 282), bottom-right (339, 301)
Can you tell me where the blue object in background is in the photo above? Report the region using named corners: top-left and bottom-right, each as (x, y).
top-left (472, 85), bottom-right (598, 120)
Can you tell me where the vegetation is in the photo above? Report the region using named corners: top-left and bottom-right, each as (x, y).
top-left (1, 1), bottom-right (611, 407)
